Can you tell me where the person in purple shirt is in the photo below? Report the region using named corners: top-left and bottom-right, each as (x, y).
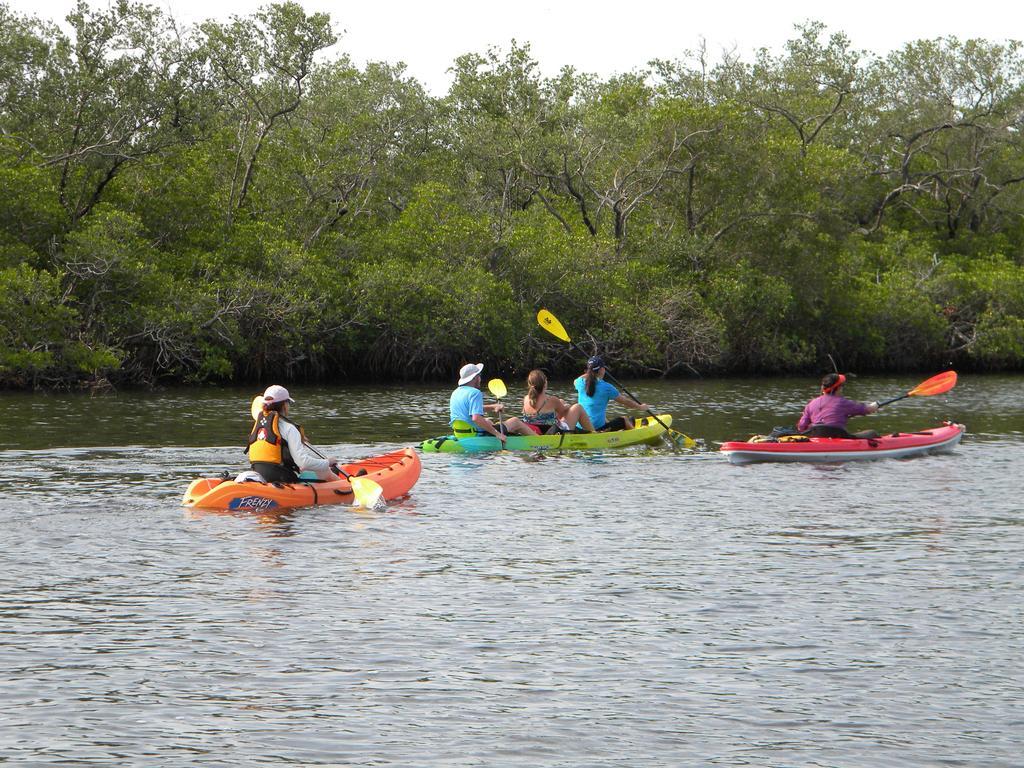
top-left (797, 373), bottom-right (879, 438)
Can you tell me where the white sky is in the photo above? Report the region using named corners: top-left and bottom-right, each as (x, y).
top-left (7, 0), bottom-right (1024, 94)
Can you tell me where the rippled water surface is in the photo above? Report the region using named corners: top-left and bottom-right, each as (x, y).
top-left (1, 375), bottom-right (1021, 766)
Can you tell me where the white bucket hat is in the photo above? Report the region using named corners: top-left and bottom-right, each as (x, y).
top-left (458, 363), bottom-right (484, 386)
top-left (263, 384), bottom-right (294, 404)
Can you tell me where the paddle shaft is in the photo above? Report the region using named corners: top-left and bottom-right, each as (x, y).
top-left (493, 399), bottom-right (506, 436)
top-left (303, 441), bottom-right (353, 479)
top-left (876, 394), bottom-right (908, 408)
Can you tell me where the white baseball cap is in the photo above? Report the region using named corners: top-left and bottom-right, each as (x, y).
top-left (263, 384), bottom-right (294, 404)
top-left (458, 363), bottom-right (484, 385)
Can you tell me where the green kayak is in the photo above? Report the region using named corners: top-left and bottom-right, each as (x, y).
top-left (419, 415), bottom-right (673, 453)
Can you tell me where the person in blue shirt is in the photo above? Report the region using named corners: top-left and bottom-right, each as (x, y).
top-left (449, 362), bottom-right (533, 443)
top-left (573, 356), bottom-right (649, 431)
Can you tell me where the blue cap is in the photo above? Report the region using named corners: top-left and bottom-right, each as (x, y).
top-left (587, 355), bottom-right (607, 370)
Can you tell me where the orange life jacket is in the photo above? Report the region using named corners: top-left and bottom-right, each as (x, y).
top-left (247, 409), bottom-right (304, 470)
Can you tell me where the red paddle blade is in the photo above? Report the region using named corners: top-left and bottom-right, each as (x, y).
top-left (909, 370), bottom-right (957, 397)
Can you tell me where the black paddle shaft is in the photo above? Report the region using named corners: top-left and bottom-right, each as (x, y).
top-left (876, 393), bottom-right (909, 408)
top-left (304, 441), bottom-right (352, 479)
top-left (312, 446), bottom-right (368, 480)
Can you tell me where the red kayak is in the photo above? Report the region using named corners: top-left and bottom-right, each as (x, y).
top-left (720, 422), bottom-right (965, 464)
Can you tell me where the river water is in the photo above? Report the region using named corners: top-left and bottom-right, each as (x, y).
top-left (1, 375), bottom-right (1021, 766)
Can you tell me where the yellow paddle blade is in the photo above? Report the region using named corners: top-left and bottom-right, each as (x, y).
top-left (669, 429), bottom-right (698, 449)
top-left (910, 370), bottom-right (957, 397)
top-left (350, 476), bottom-right (384, 509)
top-left (537, 308), bottom-right (571, 343)
top-left (250, 395), bottom-right (264, 419)
top-left (487, 378), bottom-right (507, 399)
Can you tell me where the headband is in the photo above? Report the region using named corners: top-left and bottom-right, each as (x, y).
top-left (823, 373), bottom-right (846, 394)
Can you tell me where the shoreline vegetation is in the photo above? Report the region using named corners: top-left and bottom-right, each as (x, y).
top-left (2, 2), bottom-right (1024, 391)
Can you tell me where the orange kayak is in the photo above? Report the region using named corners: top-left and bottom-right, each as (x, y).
top-left (182, 447), bottom-right (421, 512)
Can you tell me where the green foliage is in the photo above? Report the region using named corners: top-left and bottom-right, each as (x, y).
top-left (60, 206), bottom-right (164, 327)
top-left (594, 283), bottom-right (726, 375)
top-left (0, 263), bottom-right (120, 387)
top-left (0, 145), bottom-right (66, 253)
top-left (0, 264), bottom-right (66, 376)
top-left (852, 272), bottom-right (948, 368)
top-left (352, 255), bottom-right (522, 379)
top-left (198, 2), bottom-right (338, 220)
top-left (115, 141), bottom-right (229, 254)
top-left (707, 261), bottom-right (814, 371)
top-left (363, 182), bottom-right (493, 266)
top-left (2, 4), bottom-right (1024, 388)
top-left (933, 255), bottom-right (1024, 368)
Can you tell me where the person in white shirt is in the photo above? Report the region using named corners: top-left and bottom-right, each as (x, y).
top-left (247, 385), bottom-right (340, 483)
